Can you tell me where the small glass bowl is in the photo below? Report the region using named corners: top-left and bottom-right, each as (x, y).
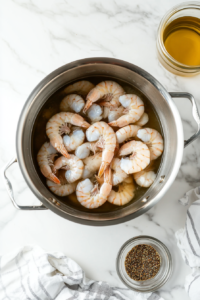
top-left (116, 236), bottom-right (172, 293)
top-left (157, 2), bottom-right (200, 76)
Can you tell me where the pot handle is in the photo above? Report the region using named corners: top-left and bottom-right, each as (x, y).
top-left (3, 157), bottom-right (47, 210)
top-left (169, 92), bottom-right (200, 147)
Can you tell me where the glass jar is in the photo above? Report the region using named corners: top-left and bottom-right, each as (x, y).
top-left (116, 236), bottom-right (172, 293)
top-left (157, 2), bottom-right (200, 76)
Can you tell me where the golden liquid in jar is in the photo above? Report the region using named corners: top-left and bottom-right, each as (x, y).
top-left (164, 16), bottom-right (200, 66)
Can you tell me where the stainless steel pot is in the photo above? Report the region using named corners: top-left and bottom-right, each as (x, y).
top-left (3, 58), bottom-right (200, 225)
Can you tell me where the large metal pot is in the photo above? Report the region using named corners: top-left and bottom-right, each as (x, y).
top-left (3, 58), bottom-right (200, 225)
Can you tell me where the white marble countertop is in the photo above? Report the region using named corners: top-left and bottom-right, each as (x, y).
top-left (1, 0), bottom-right (200, 299)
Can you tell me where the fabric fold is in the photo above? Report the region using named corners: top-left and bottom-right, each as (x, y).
top-left (176, 187), bottom-right (200, 300)
top-left (0, 245), bottom-right (164, 300)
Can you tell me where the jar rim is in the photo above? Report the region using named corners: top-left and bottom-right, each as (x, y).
top-left (157, 1), bottom-right (200, 72)
top-left (116, 235), bottom-right (172, 292)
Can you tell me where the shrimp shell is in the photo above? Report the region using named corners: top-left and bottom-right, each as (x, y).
top-left (116, 125), bottom-right (141, 144)
top-left (107, 106), bottom-right (124, 123)
top-left (86, 121), bottom-right (116, 177)
top-left (75, 140), bottom-right (119, 160)
top-left (83, 81), bottom-right (124, 113)
top-left (64, 80), bottom-right (95, 97)
top-left (63, 129), bottom-right (85, 152)
top-left (103, 107), bottom-right (110, 119)
top-left (46, 112), bottom-right (90, 158)
top-left (137, 128), bottom-right (164, 160)
top-left (53, 155), bottom-right (84, 183)
top-left (82, 153), bottom-right (102, 179)
top-left (76, 166), bottom-right (112, 209)
top-left (75, 140), bottom-right (118, 161)
top-left (108, 176), bottom-right (135, 206)
top-left (109, 94), bottom-right (144, 127)
top-left (119, 140), bottom-right (150, 174)
top-left (75, 142), bottom-right (100, 159)
top-left (111, 158), bottom-right (128, 186)
top-left (60, 94), bottom-right (85, 113)
top-left (86, 104), bottom-right (103, 122)
top-left (134, 170), bottom-right (156, 187)
top-left (134, 113), bottom-right (149, 126)
top-left (46, 179), bottom-right (77, 196)
top-left (37, 142), bottom-right (60, 184)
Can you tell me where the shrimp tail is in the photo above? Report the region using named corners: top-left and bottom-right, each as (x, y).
top-left (95, 175), bottom-right (104, 185)
top-left (108, 120), bottom-right (118, 127)
top-left (61, 151), bottom-right (71, 159)
top-left (98, 161), bottom-right (109, 177)
top-left (81, 121), bottom-right (91, 128)
top-left (49, 173), bottom-right (61, 184)
top-left (83, 88), bottom-right (100, 113)
top-left (109, 116), bottom-right (133, 127)
top-left (108, 119), bottom-right (127, 127)
top-left (104, 166), bottom-right (112, 184)
top-left (100, 166), bottom-right (112, 196)
top-left (83, 101), bottom-right (92, 113)
top-left (58, 145), bottom-right (71, 158)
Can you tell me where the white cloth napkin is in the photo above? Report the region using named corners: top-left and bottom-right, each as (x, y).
top-left (176, 186), bottom-right (200, 300)
top-left (0, 245), bottom-right (163, 300)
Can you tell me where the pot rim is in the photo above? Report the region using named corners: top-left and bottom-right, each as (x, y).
top-left (15, 57), bottom-right (184, 225)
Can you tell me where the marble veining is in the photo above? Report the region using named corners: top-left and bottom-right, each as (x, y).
top-left (1, 0), bottom-right (200, 299)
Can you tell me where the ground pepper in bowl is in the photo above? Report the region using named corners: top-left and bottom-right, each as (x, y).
top-left (125, 244), bottom-right (160, 281)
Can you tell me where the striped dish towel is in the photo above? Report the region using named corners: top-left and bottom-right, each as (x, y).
top-left (0, 245), bottom-right (163, 300)
top-left (176, 187), bottom-right (200, 300)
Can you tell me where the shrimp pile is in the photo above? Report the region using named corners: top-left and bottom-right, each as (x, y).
top-left (37, 80), bottom-right (164, 209)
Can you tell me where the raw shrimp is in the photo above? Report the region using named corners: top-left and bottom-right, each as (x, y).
top-left (119, 140), bottom-right (150, 174)
top-left (63, 128), bottom-right (85, 152)
top-left (86, 121), bottom-right (116, 177)
top-left (86, 104), bottom-right (103, 122)
top-left (64, 80), bottom-right (95, 98)
top-left (116, 125), bottom-right (141, 144)
top-left (82, 153), bottom-right (102, 179)
top-left (53, 155), bottom-right (84, 183)
top-left (107, 106), bottom-right (124, 123)
top-left (108, 176), bottom-right (135, 206)
top-left (111, 158), bottom-right (128, 186)
top-left (134, 113), bottom-right (149, 126)
top-left (75, 142), bottom-right (100, 159)
top-left (37, 142), bottom-right (60, 184)
top-left (75, 139), bottom-right (119, 160)
top-left (83, 81), bottom-right (124, 113)
top-left (108, 94), bottom-right (144, 127)
top-left (47, 179), bottom-right (77, 196)
top-left (60, 94), bottom-right (85, 113)
top-left (134, 170), bottom-right (156, 187)
top-left (75, 140), bottom-right (118, 160)
top-left (46, 170), bottom-right (77, 196)
top-left (137, 128), bottom-right (164, 160)
top-left (76, 166), bottom-right (112, 209)
top-left (46, 112), bottom-right (90, 158)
